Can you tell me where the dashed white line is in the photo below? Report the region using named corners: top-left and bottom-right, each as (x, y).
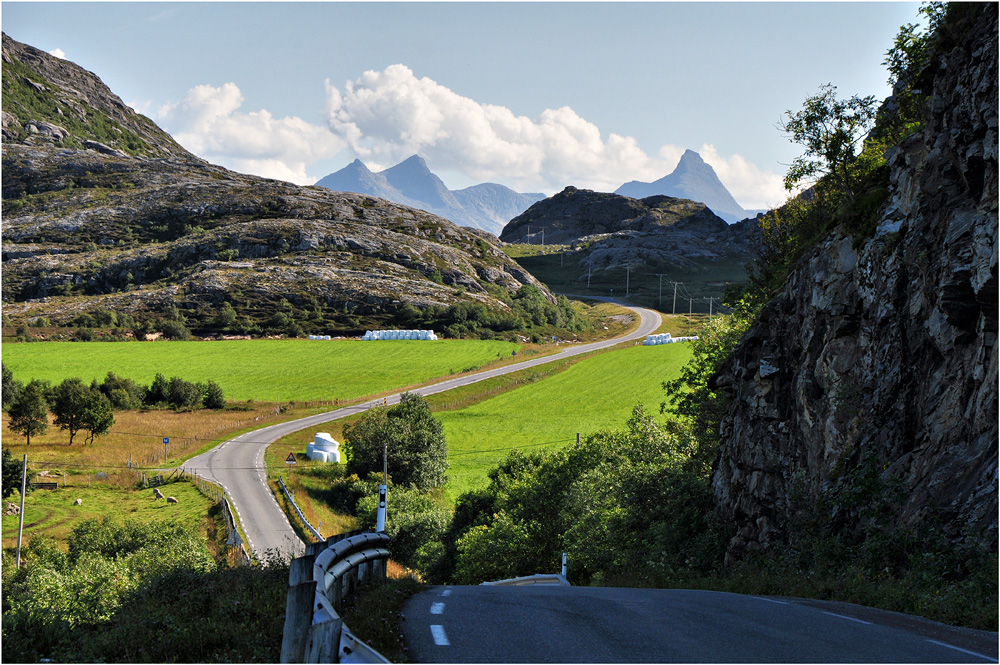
top-left (822, 611), bottom-right (871, 625)
top-left (430, 625), bottom-right (450, 646)
top-left (430, 602), bottom-right (445, 615)
top-left (925, 639), bottom-right (995, 662)
top-left (441, 589), bottom-right (452, 597)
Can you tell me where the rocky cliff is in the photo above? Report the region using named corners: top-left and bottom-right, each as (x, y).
top-left (0, 33), bottom-right (549, 333)
top-left (711, 4), bottom-right (998, 558)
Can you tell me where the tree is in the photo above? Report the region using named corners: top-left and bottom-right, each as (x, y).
top-left (2, 448), bottom-right (24, 500)
top-left (7, 381), bottom-right (49, 445)
top-left (167, 377), bottom-right (201, 410)
top-left (779, 84), bottom-right (879, 202)
top-left (2, 362), bottom-right (23, 411)
top-left (80, 393), bottom-right (114, 445)
top-left (201, 380), bottom-right (226, 410)
top-left (145, 373), bottom-right (169, 405)
top-left (344, 392), bottom-right (448, 489)
top-left (50, 378), bottom-right (113, 445)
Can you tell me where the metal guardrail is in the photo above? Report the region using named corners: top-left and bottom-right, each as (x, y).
top-left (277, 475), bottom-right (323, 542)
top-left (281, 531), bottom-right (392, 663)
top-left (482, 573), bottom-right (570, 586)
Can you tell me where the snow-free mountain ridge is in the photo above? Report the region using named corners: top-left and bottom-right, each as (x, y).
top-left (315, 156), bottom-right (544, 235)
top-left (616, 149), bottom-right (754, 223)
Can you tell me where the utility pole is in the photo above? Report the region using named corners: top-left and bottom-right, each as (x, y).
top-left (705, 297), bottom-right (718, 323)
top-left (670, 282), bottom-right (682, 315)
top-left (587, 263), bottom-right (592, 289)
top-left (625, 267), bottom-right (630, 297)
top-left (655, 274), bottom-right (668, 308)
top-left (541, 229), bottom-right (545, 247)
top-left (688, 297), bottom-right (693, 335)
top-left (16, 454), bottom-right (26, 568)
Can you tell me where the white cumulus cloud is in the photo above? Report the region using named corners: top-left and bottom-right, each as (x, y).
top-left (156, 83), bottom-right (345, 185)
top-left (325, 64), bottom-right (686, 194)
top-left (698, 144), bottom-right (788, 211)
top-left (48, 48), bottom-right (66, 59)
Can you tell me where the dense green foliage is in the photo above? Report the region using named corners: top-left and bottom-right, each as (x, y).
top-left (50, 377), bottom-right (114, 445)
top-left (396, 284), bottom-right (588, 340)
top-left (2, 448), bottom-right (25, 500)
top-left (344, 393), bottom-right (448, 490)
top-left (1, 518), bottom-right (290, 662)
top-left (6, 380), bottom-right (51, 445)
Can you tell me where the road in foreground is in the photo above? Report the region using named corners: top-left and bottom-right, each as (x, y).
top-left (403, 585), bottom-right (998, 663)
top-left (182, 301), bottom-right (661, 558)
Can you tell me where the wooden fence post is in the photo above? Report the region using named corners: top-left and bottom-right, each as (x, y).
top-left (280, 554), bottom-right (317, 663)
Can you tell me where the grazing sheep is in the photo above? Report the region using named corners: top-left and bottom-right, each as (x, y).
top-left (73, 498), bottom-right (83, 506)
top-left (166, 496), bottom-right (179, 504)
top-left (153, 488), bottom-right (164, 499)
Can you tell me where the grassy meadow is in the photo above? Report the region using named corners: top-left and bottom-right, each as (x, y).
top-left (437, 341), bottom-right (693, 501)
top-left (1, 338), bottom-right (520, 402)
top-left (1, 479), bottom-right (216, 552)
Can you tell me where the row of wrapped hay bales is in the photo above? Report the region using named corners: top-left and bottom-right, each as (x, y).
top-left (643, 333), bottom-right (699, 345)
top-left (362, 329), bottom-right (438, 340)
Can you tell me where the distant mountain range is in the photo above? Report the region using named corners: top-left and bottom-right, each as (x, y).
top-left (315, 156), bottom-right (545, 235)
top-left (616, 149), bottom-right (762, 223)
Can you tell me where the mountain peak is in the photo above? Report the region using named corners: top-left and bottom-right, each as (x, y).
top-left (614, 149), bottom-right (748, 223)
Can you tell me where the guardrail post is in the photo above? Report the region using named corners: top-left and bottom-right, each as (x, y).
top-left (280, 554), bottom-right (316, 663)
top-left (305, 616), bottom-right (343, 663)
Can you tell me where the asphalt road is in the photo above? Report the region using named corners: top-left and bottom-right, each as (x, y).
top-left (402, 585), bottom-right (999, 663)
top-left (182, 300), bottom-right (662, 559)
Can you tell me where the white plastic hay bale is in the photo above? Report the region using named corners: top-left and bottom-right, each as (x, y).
top-left (307, 432), bottom-right (341, 463)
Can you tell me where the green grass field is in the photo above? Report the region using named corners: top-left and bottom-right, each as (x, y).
top-left (1, 480), bottom-right (215, 551)
top-left (438, 342), bottom-right (693, 501)
top-left (1, 338), bottom-right (519, 402)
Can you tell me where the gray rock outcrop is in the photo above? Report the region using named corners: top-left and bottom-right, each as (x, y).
top-left (711, 4), bottom-right (998, 559)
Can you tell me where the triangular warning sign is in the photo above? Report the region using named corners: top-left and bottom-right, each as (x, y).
top-left (285, 453), bottom-right (297, 464)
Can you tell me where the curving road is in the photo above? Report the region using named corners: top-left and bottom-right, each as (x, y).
top-left (402, 585), bottom-right (998, 663)
top-left (182, 300), bottom-right (661, 559)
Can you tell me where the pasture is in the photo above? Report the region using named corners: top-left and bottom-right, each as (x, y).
top-left (437, 342), bottom-right (693, 501)
top-left (2, 338), bottom-right (520, 402)
top-left (1, 480), bottom-right (215, 552)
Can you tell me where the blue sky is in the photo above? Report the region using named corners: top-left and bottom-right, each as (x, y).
top-left (2, 2), bottom-right (921, 209)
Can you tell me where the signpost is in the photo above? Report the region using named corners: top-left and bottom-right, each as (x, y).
top-left (285, 453), bottom-right (297, 464)
top-left (163, 437), bottom-right (169, 464)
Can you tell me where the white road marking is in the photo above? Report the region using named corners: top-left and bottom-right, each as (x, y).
top-left (925, 639), bottom-right (995, 662)
top-left (441, 589), bottom-right (452, 597)
top-left (430, 625), bottom-right (450, 646)
top-left (753, 596), bottom-right (788, 605)
top-left (822, 611), bottom-right (871, 625)
top-left (430, 602), bottom-right (445, 615)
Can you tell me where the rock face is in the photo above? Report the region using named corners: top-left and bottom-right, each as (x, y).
top-left (500, 186), bottom-right (753, 271)
top-left (1, 33), bottom-right (550, 329)
top-left (615, 150), bottom-right (751, 223)
top-left (711, 5), bottom-right (998, 558)
top-left (315, 155), bottom-right (544, 235)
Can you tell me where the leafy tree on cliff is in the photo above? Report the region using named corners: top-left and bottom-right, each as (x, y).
top-left (779, 84), bottom-right (879, 203)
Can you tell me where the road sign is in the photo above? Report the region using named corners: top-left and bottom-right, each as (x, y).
top-left (285, 453), bottom-right (296, 464)
top-left (162, 437), bottom-right (169, 444)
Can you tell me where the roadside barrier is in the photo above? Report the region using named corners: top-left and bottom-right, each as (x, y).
top-left (281, 531), bottom-right (392, 663)
top-left (277, 476), bottom-right (323, 542)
